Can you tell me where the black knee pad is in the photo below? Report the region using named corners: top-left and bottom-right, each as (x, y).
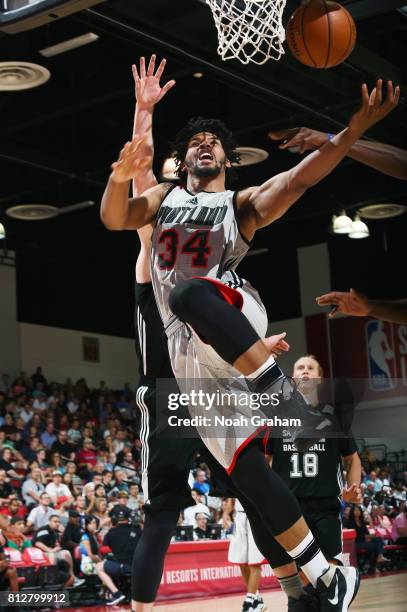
top-left (168, 278), bottom-right (212, 320)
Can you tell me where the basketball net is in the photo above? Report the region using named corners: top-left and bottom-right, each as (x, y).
top-left (206, 0), bottom-right (287, 65)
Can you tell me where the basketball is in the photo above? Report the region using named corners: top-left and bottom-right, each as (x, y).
top-left (286, 0), bottom-right (357, 68)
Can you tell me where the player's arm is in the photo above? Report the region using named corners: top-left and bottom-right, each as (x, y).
top-left (131, 55), bottom-right (175, 280)
top-left (269, 129), bottom-right (407, 181)
top-left (131, 54), bottom-right (175, 198)
top-left (237, 80), bottom-right (399, 238)
top-left (316, 288), bottom-right (407, 324)
top-left (342, 452), bottom-right (362, 504)
top-left (100, 144), bottom-right (171, 230)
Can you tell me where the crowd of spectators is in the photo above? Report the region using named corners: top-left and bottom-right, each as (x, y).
top-left (0, 368), bottom-right (406, 598)
top-left (342, 462), bottom-right (407, 573)
top-left (0, 368), bottom-right (147, 604)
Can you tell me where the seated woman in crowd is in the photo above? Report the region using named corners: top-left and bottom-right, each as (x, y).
top-left (49, 452), bottom-right (66, 475)
top-left (80, 516), bottom-right (125, 606)
top-left (93, 498), bottom-right (112, 538)
top-left (345, 505), bottom-right (389, 572)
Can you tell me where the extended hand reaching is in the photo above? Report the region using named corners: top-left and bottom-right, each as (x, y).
top-left (132, 54), bottom-right (176, 110)
top-left (110, 135), bottom-right (152, 184)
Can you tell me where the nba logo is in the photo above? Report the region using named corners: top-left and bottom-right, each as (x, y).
top-left (366, 320), bottom-right (396, 390)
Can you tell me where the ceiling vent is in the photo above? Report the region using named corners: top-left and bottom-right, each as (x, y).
top-left (0, 62), bottom-right (50, 91)
top-left (357, 203), bottom-right (406, 220)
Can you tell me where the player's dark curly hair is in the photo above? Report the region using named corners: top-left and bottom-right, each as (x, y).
top-left (170, 117), bottom-right (240, 186)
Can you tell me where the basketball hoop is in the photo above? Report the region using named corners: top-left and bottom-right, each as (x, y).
top-left (206, 0), bottom-right (287, 65)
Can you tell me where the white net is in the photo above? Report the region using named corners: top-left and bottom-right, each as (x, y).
top-left (206, 0), bottom-right (287, 65)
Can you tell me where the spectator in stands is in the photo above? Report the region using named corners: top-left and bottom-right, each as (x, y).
top-left (345, 506), bottom-right (388, 572)
top-left (183, 491), bottom-right (210, 526)
top-left (61, 509), bottom-right (83, 557)
top-left (36, 448), bottom-right (49, 472)
top-left (67, 418), bottom-right (82, 445)
top-left (193, 469), bottom-right (210, 496)
top-left (5, 517), bottom-right (32, 551)
top-left (31, 367), bottom-right (46, 387)
top-left (45, 470), bottom-right (73, 509)
top-left (0, 498), bottom-right (26, 520)
top-left (0, 541), bottom-right (19, 592)
top-left (79, 515), bottom-right (125, 605)
top-left (33, 514), bottom-right (84, 587)
top-left (109, 469), bottom-right (128, 497)
top-left (33, 394), bottom-right (47, 411)
top-left (19, 403), bottom-right (34, 426)
top-left (76, 438), bottom-right (97, 473)
top-left (109, 492), bottom-right (131, 523)
top-left (93, 498), bottom-right (112, 537)
top-left (51, 430), bottom-right (75, 460)
top-left (0, 469), bottom-right (14, 506)
top-left (0, 448), bottom-right (22, 481)
top-left (67, 397), bottom-right (80, 415)
top-left (74, 497), bottom-right (87, 529)
top-left (26, 492), bottom-right (55, 532)
top-left (127, 483), bottom-right (143, 511)
top-left (391, 504), bottom-right (407, 545)
top-left (101, 470), bottom-right (114, 496)
top-left (101, 508), bottom-right (140, 604)
top-left (41, 422), bottom-right (57, 449)
top-left (20, 436), bottom-right (40, 463)
top-left (49, 452), bottom-right (65, 475)
top-left (193, 513), bottom-right (209, 540)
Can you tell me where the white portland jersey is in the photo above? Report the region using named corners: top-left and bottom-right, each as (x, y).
top-left (151, 186), bottom-right (249, 324)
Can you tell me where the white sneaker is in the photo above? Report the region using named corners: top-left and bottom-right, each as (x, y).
top-left (316, 565), bottom-right (360, 611)
top-left (107, 591), bottom-right (126, 606)
top-left (73, 577), bottom-right (85, 587)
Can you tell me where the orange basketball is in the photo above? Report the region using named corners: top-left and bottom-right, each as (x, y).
top-left (286, 0), bottom-right (356, 69)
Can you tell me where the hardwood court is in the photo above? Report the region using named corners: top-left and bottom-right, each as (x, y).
top-left (58, 572), bottom-right (407, 612)
top-left (154, 573), bottom-right (407, 612)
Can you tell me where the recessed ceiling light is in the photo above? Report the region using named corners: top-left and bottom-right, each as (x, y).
top-left (39, 33), bottom-right (99, 58)
top-left (0, 62), bottom-right (50, 91)
top-left (193, 72), bottom-right (204, 78)
top-left (234, 147), bottom-right (269, 167)
top-left (358, 203), bottom-right (406, 220)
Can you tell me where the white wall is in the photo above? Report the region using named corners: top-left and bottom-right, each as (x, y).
top-left (20, 323), bottom-right (138, 388)
top-left (298, 243), bottom-right (331, 316)
top-left (0, 263), bottom-right (21, 378)
top-left (267, 316), bottom-right (307, 373)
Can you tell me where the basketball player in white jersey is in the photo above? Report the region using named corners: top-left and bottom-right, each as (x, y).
top-left (129, 55), bottom-right (289, 612)
top-left (102, 71), bottom-right (398, 611)
top-left (228, 497), bottom-right (267, 612)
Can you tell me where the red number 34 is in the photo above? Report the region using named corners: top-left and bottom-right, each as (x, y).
top-left (158, 229), bottom-right (211, 270)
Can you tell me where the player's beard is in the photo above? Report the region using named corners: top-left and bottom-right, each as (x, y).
top-left (187, 158), bottom-right (225, 178)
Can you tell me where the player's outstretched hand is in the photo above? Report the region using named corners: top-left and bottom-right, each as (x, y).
top-left (349, 79), bottom-right (400, 135)
top-left (132, 54), bottom-right (176, 110)
top-left (263, 332), bottom-right (290, 357)
top-left (111, 135), bottom-right (152, 183)
top-left (342, 484), bottom-right (362, 504)
top-left (268, 127), bottom-right (328, 153)
top-left (316, 288), bottom-right (371, 319)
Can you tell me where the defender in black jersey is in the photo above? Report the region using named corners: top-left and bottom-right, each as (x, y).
top-left (265, 356), bottom-right (361, 611)
top-left (134, 280), bottom-right (198, 514)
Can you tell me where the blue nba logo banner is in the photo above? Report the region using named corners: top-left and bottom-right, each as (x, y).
top-left (365, 320), bottom-right (396, 391)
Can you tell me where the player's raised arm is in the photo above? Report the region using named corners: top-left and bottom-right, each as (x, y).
top-left (131, 54), bottom-right (175, 197)
top-left (238, 80), bottom-right (399, 236)
top-left (100, 135), bottom-right (169, 230)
